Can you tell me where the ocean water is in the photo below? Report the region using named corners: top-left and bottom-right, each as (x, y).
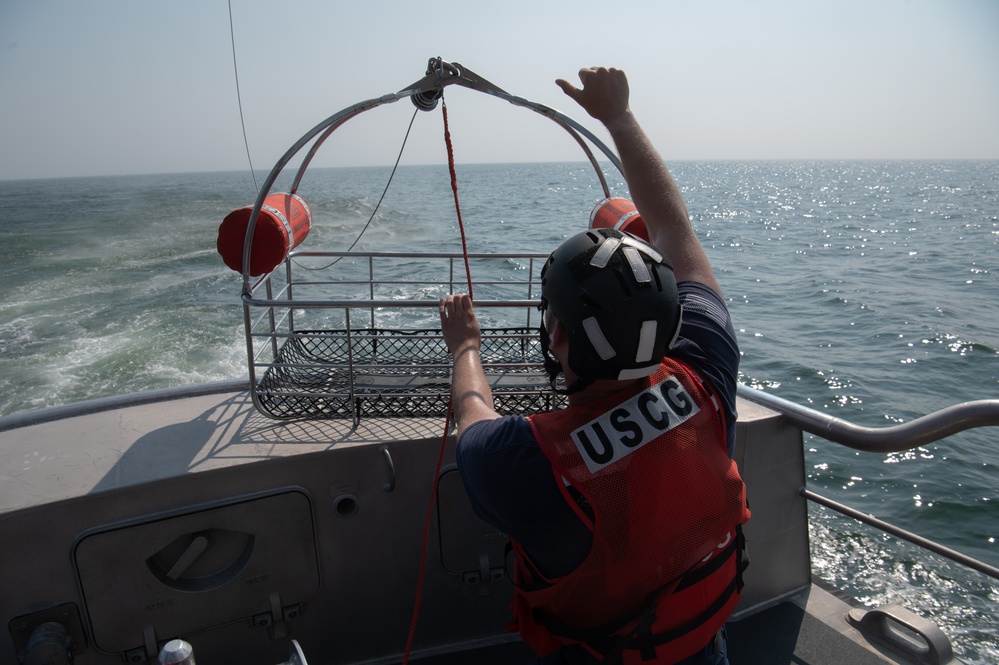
top-left (1, 161), bottom-right (997, 662)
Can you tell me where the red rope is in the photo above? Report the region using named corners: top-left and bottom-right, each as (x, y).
top-left (401, 404), bottom-right (452, 662)
top-left (442, 100), bottom-right (474, 298)
top-left (401, 97), bottom-right (475, 664)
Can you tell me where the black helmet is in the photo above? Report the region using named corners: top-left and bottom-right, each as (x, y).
top-left (540, 228), bottom-right (681, 391)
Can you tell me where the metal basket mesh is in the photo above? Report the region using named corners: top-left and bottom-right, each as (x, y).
top-left (254, 327), bottom-right (565, 419)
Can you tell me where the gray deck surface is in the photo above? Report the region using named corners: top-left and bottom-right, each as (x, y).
top-left (0, 385), bottom-right (953, 665)
top-left (403, 584), bottom-right (938, 665)
top-left (401, 607), bottom-right (910, 665)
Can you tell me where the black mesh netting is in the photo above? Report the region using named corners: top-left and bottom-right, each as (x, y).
top-left (255, 328), bottom-right (566, 419)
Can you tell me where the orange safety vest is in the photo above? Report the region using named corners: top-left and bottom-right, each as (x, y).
top-left (514, 359), bottom-right (750, 663)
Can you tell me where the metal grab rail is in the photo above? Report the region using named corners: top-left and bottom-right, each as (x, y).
top-left (736, 384), bottom-right (999, 453)
top-left (737, 384), bottom-right (999, 581)
top-left (802, 489), bottom-right (999, 581)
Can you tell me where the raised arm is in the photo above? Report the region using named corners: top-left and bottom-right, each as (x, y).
top-left (556, 67), bottom-right (722, 296)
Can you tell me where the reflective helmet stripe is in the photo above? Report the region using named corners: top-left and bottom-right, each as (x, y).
top-left (582, 317), bottom-right (616, 360)
top-left (621, 235), bottom-right (663, 262)
top-left (591, 235), bottom-right (662, 276)
top-left (623, 246), bottom-right (651, 283)
top-left (589, 237), bottom-right (622, 268)
top-left (635, 320), bottom-right (658, 363)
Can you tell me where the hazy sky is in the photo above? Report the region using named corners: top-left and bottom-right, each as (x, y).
top-left (1, 0), bottom-right (997, 180)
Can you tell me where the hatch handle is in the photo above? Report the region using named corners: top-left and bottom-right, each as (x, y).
top-left (847, 605), bottom-right (955, 665)
top-left (380, 445), bottom-right (395, 492)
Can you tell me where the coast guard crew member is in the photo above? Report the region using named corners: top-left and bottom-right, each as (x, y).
top-left (439, 66), bottom-right (750, 665)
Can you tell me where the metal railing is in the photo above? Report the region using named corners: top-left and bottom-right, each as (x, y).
top-left (737, 384), bottom-right (999, 581)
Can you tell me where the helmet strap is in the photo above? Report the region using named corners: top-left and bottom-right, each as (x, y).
top-left (539, 320), bottom-right (593, 396)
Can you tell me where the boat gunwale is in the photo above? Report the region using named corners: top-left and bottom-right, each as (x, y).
top-left (0, 379), bottom-right (249, 433)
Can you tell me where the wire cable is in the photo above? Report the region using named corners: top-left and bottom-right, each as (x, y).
top-left (228, 0), bottom-right (258, 192)
top-left (295, 106), bottom-right (421, 271)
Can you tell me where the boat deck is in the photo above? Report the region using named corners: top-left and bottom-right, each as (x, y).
top-left (0, 384), bottom-right (960, 664)
top-left (407, 584), bottom-right (919, 665)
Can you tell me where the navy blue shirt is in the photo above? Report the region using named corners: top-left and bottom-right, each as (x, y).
top-left (456, 282), bottom-right (740, 579)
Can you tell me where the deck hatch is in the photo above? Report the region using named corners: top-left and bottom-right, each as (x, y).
top-left (437, 469), bottom-right (509, 593)
top-left (74, 490), bottom-right (319, 654)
